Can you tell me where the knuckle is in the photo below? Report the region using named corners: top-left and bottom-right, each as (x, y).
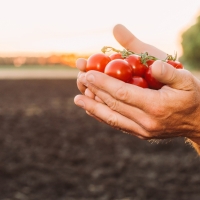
top-left (105, 97), bottom-right (119, 111)
top-left (147, 100), bottom-right (166, 118)
top-left (183, 71), bottom-right (196, 87)
top-left (142, 118), bottom-right (159, 132)
top-left (88, 101), bottom-right (102, 115)
top-left (149, 106), bottom-right (165, 118)
top-left (106, 113), bottom-right (118, 127)
top-left (88, 84), bottom-right (97, 94)
top-left (115, 83), bottom-right (129, 100)
top-left (168, 67), bottom-right (176, 83)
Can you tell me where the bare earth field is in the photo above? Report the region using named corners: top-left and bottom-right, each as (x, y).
top-left (0, 77), bottom-right (200, 199)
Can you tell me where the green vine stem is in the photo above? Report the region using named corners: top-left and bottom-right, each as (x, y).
top-left (165, 52), bottom-right (177, 61)
top-left (101, 46), bottom-right (136, 58)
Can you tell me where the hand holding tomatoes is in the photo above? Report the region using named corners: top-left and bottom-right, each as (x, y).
top-left (85, 46), bottom-right (184, 90)
top-left (75, 59), bottom-right (200, 143)
top-left (75, 24), bottom-right (200, 155)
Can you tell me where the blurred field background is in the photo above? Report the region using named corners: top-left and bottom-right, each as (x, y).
top-left (0, 78), bottom-right (200, 200)
top-left (1, 0), bottom-right (200, 200)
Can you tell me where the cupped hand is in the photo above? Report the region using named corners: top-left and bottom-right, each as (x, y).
top-left (76, 24), bottom-right (167, 96)
top-left (75, 60), bottom-right (200, 140)
top-left (74, 24), bottom-right (200, 149)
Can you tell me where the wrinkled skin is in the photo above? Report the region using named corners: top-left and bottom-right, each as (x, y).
top-left (74, 24), bottom-right (200, 154)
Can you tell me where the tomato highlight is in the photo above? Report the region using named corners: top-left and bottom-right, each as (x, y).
top-left (104, 59), bottom-right (133, 83)
top-left (86, 53), bottom-right (111, 72)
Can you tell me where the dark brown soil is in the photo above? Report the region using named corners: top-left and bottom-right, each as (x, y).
top-left (0, 79), bottom-right (199, 200)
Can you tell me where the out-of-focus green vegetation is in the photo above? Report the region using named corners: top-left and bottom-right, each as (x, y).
top-left (180, 15), bottom-right (200, 70)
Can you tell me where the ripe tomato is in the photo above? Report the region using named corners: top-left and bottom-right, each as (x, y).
top-left (104, 59), bottom-right (133, 82)
top-left (144, 65), bottom-right (164, 90)
top-left (146, 59), bottom-right (155, 66)
top-left (166, 60), bottom-right (184, 69)
top-left (125, 55), bottom-right (147, 77)
top-left (86, 53), bottom-right (111, 72)
top-left (109, 53), bottom-right (123, 60)
top-left (129, 76), bottom-right (149, 88)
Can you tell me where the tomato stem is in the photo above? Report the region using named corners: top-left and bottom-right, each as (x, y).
top-left (101, 46), bottom-right (121, 53)
top-left (101, 46), bottom-right (178, 65)
top-left (140, 52), bottom-right (158, 66)
top-left (101, 46), bottom-right (137, 58)
top-left (165, 52), bottom-right (177, 61)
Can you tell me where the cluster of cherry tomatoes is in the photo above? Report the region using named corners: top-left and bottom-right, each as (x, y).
top-left (86, 46), bottom-right (184, 90)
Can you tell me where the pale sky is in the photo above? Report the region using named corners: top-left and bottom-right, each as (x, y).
top-left (0, 0), bottom-right (200, 57)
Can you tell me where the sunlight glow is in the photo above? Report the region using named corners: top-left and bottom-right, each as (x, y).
top-left (0, 0), bottom-right (200, 57)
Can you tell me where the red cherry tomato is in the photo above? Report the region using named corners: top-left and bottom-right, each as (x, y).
top-left (166, 60), bottom-right (184, 69)
top-left (144, 65), bottom-right (164, 90)
top-left (109, 53), bottom-right (123, 60)
top-left (125, 55), bottom-right (147, 77)
top-left (104, 59), bottom-right (133, 82)
top-left (129, 76), bottom-right (149, 88)
top-left (86, 53), bottom-right (111, 72)
top-left (146, 59), bottom-right (155, 66)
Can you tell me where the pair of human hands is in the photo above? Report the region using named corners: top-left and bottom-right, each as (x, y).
top-left (74, 24), bottom-right (200, 152)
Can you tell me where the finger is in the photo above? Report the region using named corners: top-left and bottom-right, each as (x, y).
top-left (76, 58), bottom-right (87, 72)
top-left (83, 84), bottom-right (105, 103)
top-left (85, 110), bottom-right (103, 122)
top-left (95, 95), bottom-right (104, 103)
top-left (77, 72), bottom-right (87, 94)
top-left (152, 60), bottom-right (195, 90)
top-left (87, 84), bottom-right (153, 128)
top-left (85, 88), bottom-right (95, 99)
top-left (77, 79), bottom-right (87, 94)
top-left (113, 24), bottom-right (167, 59)
top-left (74, 94), bottom-right (149, 138)
top-left (79, 70), bottom-right (159, 110)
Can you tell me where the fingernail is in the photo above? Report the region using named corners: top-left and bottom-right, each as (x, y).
top-left (161, 62), bottom-right (166, 75)
top-left (86, 74), bottom-right (95, 83)
top-left (75, 100), bottom-right (85, 108)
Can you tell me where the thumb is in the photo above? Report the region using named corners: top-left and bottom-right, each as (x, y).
top-left (151, 60), bottom-right (193, 90)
